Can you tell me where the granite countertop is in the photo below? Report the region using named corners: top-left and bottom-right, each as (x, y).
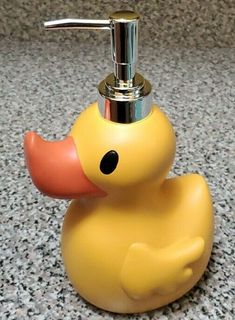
top-left (0, 39), bottom-right (234, 319)
top-left (1, 0), bottom-right (234, 47)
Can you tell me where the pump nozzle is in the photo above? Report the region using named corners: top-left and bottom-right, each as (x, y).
top-left (44, 11), bottom-right (152, 123)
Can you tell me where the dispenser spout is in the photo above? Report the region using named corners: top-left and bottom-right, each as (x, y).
top-left (44, 11), bottom-right (139, 81)
top-left (44, 11), bottom-right (152, 123)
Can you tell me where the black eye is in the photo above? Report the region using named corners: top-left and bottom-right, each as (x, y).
top-left (100, 150), bottom-right (119, 174)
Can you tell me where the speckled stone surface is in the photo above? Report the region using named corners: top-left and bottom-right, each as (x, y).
top-left (1, 38), bottom-right (234, 319)
top-left (0, 0), bottom-right (234, 47)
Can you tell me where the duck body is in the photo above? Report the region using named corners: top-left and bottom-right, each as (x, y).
top-left (24, 103), bottom-right (213, 313)
top-left (62, 174), bottom-right (213, 313)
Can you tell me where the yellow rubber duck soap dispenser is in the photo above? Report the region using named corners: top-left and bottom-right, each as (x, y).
top-left (24, 11), bottom-right (214, 314)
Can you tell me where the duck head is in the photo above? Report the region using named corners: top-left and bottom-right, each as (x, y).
top-left (24, 103), bottom-right (176, 198)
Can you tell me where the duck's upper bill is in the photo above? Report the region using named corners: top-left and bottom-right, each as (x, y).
top-left (24, 132), bottom-right (105, 199)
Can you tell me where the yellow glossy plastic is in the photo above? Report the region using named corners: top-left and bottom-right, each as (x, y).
top-left (61, 103), bottom-right (213, 313)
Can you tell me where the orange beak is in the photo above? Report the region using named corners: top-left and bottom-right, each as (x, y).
top-left (24, 132), bottom-right (105, 199)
